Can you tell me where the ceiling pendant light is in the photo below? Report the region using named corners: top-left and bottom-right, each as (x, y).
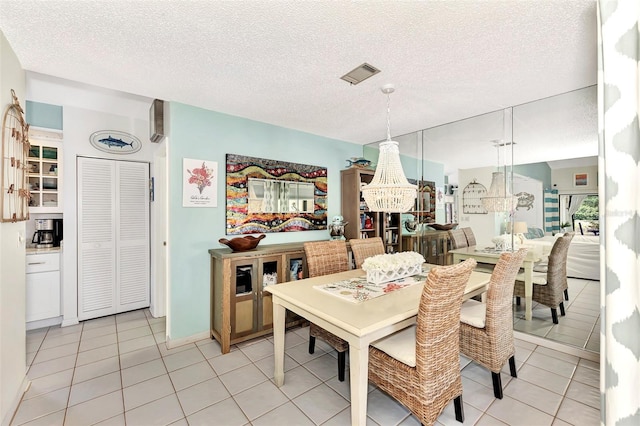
top-left (482, 109), bottom-right (518, 212)
top-left (361, 84), bottom-right (417, 213)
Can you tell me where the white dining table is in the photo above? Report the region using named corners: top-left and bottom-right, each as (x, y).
top-left (265, 264), bottom-right (491, 426)
top-left (449, 246), bottom-right (541, 321)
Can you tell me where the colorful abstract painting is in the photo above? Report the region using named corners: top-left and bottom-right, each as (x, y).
top-left (225, 154), bottom-right (327, 234)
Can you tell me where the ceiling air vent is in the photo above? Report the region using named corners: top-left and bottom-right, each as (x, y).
top-left (340, 63), bottom-right (381, 85)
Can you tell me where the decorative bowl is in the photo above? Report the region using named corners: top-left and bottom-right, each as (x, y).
top-left (428, 223), bottom-right (458, 231)
top-left (219, 234), bottom-right (266, 252)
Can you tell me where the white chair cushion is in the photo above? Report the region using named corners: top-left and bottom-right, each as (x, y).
top-left (371, 325), bottom-right (416, 367)
top-left (533, 264), bottom-right (548, 273)
top-left (460, 299), bottom-right (486, 328)
top-left (515, 271), bottom-right (548, 285)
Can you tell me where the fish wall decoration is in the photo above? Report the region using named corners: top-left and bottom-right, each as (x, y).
top-left (89, 130), bottom-right (142, 154)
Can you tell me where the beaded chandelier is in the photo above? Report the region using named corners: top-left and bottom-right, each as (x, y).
top-left (361, 85), bottom-right (417, 213)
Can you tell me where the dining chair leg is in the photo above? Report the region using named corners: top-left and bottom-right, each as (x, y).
top-left (337, 351), bottom-right (346, 382)
top-left (308, 336), bottom-right (316, 354)
top-left (551, 308), bottom-right (558, 324)
top-left (560, 302), bottom-right (566, 316)
top-left (454, 395), bottom-right (464, 423)
top-left (491, 371), bottom-right (504, 399)
top-left (509, 356), bottom-right (517, 378)
top-left (564, 289), bottom-right (569, 301)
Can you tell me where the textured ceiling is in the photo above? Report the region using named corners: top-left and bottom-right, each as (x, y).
top-left (0, 0), bottom-right (598, 177)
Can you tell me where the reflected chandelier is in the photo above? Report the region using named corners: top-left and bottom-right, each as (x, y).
top-left (361, 85), bottom-right (417, 213)
top-left (482, 140), bottom-right (517, 212)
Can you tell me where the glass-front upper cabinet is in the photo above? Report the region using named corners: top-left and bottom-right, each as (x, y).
top-left (27, 128), bottom-right (63, 213)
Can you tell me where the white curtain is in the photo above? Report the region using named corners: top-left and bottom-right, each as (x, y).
top-left (566, 194), bottom-right (588, 222)
top-left (598, 1), bottom-right (640, 424)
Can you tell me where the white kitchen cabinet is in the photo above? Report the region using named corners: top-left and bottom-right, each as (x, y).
top-left (27, 128), bottom-right (63, 213)
top-left (26, 252), bottom-right (61, 323)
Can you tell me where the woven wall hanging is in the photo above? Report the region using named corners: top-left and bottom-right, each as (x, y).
top-left (2, 89), bottom-right (30, 222)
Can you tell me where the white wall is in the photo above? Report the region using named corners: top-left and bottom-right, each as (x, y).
top-left (552, 164), bottom-right (598, 194)
top-left (24, 74), bottom-right (159, 326)
top-left (512, 173), bottom-right (543, 231)
top-left (0, 30), bottom-right (28, 426)
top-left (457, 166), bottom-right (503, 246)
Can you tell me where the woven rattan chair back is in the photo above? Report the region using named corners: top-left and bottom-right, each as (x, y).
top-left (304, 240), bottom-right (349, 277)
top-left (548, 232), bottom-right (574, 295)
top-left (349, 237), bottom-right (385, 269)
top-left (558, 232), bottom-right (575, 300)
top-left (459, 248), bottom-right (528, 399)
top-left (484, 248), bottom-right (528, 336)
top-left (462, 227), bottom-right (477, 246)
top-left (303, 240), bottom-right (350, 381)
top-left (448, 229), bottom-right (469, 249)
top-left (514, 233), bottom-right (573, 324)
top-left (368, 258), bottom-right (477, 425)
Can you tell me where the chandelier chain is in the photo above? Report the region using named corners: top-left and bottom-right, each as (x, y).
top-left (386, 92), bottom-right (392, 141)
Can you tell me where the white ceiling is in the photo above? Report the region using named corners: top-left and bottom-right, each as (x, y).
top-left (0, 0), bottom-right (598, 176)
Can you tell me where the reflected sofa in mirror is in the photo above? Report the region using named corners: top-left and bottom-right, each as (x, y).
top-left (226, 154), bottom-right (327, 234)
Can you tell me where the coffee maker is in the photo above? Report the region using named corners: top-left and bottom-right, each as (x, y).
top-left (32, 219), bottom-right (63, 248)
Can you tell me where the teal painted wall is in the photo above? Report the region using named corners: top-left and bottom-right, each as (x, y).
top-left (26, 100), bottom-right (63, 129)
top-left (168, 102), bottom-right (367, 340)
top-left (514, 162), bottom-right (552, 189)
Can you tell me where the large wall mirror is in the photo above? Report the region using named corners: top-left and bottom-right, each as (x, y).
top-left (247, 178), bottom-right (316, 214)
top-left (380, 86), bottom-right (599, 354)
top-left (225, 154), bottom-right (327, 234)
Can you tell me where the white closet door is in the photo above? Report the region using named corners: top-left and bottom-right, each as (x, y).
top-left (78, 157), bottom-right (117, 320)
top-left (116, 161), bottom-right (150, 311)
top-left (78, 158), bottom-right (150, 320)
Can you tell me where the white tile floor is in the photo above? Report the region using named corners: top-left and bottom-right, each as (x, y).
top-left (14, 308), bottom-right (600, 426)
top-left (514, 277), bottom-right (600, 352)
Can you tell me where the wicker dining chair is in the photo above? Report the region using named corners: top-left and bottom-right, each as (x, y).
top-left (368, 258), bottom-right (477, 425)
top-left (459, 248), bottom-right (528, 399)
top-left (349, 237), bottom-right (385, 269)
top-left (461, 227), bottom-right (477, 246)
top-left (514, 234), bottom-right (573, 324)
top-left (303, 240), bottom-right (350, 381)
top-left (448, 229), bottom-right (469, 249)
top-left (530, 232), bottom-right (574, 301)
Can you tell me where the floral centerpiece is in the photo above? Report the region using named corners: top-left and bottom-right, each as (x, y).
top-left (361, 251), bottom-right (425, 284)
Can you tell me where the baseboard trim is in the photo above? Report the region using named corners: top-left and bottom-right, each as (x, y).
top-left (2, 374), bottom-right (30, 426)
top-left (61, 317), bottom-right (79, 327)
top-left (165, 331), bottom-right (209, 350)
top-left (26, 316), bottom-right (62, 331)
top-left (514, 331), bottom-right (599, 362)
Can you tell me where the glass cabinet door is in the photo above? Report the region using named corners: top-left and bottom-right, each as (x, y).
top-left (27, 133), bottom-right (62, 212)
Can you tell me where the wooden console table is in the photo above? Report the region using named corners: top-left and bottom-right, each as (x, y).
top-left (209, 242), bottom-right (310, 353)
top-left (402, 230), bottom-right (452, 265)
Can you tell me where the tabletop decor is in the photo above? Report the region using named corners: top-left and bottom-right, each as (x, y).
top-left (218, 234), bottom-right (265, 252)
top-left (362, 251), bottom-right (425, 284)
top-left (314, 264), bottom-right (431, 303)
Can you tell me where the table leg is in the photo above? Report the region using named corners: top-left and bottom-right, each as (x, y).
top-left (524, 262), bottom-right (533, 321)
top-left (273, 301), bottom-right (286, 386)
top-left (349, 343), bottom-right (369, 426)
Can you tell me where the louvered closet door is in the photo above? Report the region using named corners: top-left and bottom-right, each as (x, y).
top-left (78, 157), bottom-right (150, 320)
top-left (116, 161), bottom-right (150, 312)
top-left (78, 157), bottom-right (117, 320)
